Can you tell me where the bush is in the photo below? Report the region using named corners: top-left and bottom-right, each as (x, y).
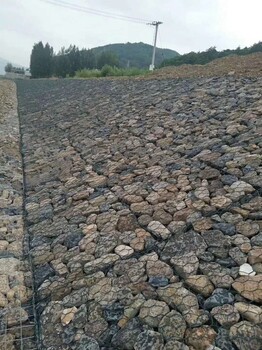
top-left (75, 66), bottom-right (150, 79)
top-left (101, 65), bottom-right (114, 77)
top-left (75, 69), bottom-right (101, 78)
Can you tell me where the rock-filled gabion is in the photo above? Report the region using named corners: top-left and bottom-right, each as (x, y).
top-left (16, 76), bottom-right (262, 350)
top-left (0, 80), bottom-right (36, 349)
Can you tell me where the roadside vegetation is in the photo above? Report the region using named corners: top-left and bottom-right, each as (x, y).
top-left (75, 65), bottom-right (150, 78)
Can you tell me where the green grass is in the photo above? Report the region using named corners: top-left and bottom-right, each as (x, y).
top-left (75, 65), bottom-right (150, 78)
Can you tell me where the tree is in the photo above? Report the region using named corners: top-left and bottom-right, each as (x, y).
top-left (80, 49), bottom-right (96, 70)
top-left (4, 63), bottom-right (13, 72)
top-left (30, 41), bottom-right (54, 78)
top-left (66, 45), bottom-right (81, 76)
top-left (44, 43), bottom-right (54, 77)
top-left (97, 51), bottom-right (119, 69)
top-left (53, 50), bottom-right (70, 78)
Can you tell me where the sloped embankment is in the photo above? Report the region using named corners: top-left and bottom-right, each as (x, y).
top-left (0, 80), bottom-right (36, 349)
top-left (16, 75), bottom-right (262, 350)
top-left (151, 53), bottom-right (262, 79)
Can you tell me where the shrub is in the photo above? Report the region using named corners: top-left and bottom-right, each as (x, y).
top-left (75, 66), bottom-right (150, 79)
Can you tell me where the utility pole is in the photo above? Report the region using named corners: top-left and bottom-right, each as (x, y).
top-left (148, 21), bottom-right (163, 71)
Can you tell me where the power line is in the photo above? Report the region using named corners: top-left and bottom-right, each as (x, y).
top-left (40, 0), bottom-right (152, 24)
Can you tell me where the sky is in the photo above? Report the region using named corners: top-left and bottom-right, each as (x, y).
top-left (1, 0), bottom-right (262, 67)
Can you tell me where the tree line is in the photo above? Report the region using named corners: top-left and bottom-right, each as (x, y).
top-left (30, 41), bottom-right (119, 78)
top-left (5, 63), bottom-right (25, 74)
top-left (160, 42), bottom-right (262, 67)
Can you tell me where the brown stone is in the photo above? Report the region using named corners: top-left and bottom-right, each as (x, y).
top-left (185, 326), bottom-right (217, 350)
top-left (146, 260), bottom-right (173, 279)
top-left (193, 218), bottom-right (213, 232)
top-left (232, 275), bottom-right (262, 302)
top-left (235, 302), bottom-right (262, 324)
top-left (117, 214), bottom-right (139, 232)
top-left (185, 275), bottom-right (214, 297)
top-left (153, 209), bottom-right (173, 225)
top-left (130, 201), bottom-right (153, 216)
top-left (236, 221), bottom-right (260, 237)
top-left (248, 248), bottom-right (262, 264)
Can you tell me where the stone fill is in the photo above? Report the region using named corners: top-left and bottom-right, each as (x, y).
top-left (15, 75), bottom-right (262, 349)
top-left (0, 80), bottom-right (36, 349)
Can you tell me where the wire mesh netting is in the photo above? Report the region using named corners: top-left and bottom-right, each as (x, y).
top-left (15, 76), bottom-right (262, 350)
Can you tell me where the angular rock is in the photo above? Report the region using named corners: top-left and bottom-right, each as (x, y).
top-left (164, 340), bottom-right (189, 350)
top-left (161, 230), bottom-right (207, 261)
top-left (147, 221), bottom-right (171, 240)
top-left (229, 321), bottom-right (262, 350)
top-left (211, 304), bottom-right (240, 328)
top-left (117, 214), bottom-right (139, 232)
top-left (157, 283), bottom-right (199, 314)
top-left (103, 302), bottom-right (124, 322)
top-left (185, 275), bottom-right (214, 297)
top-left (213, 222), bottom-right (236, 236)
top-left (139, 299), bottom-right (169, 327)
top-left (211, 196), bottom-right (232, 209)
top-left (84, 254), bottom-right (120, 275)
top-left (171, 252), bottom-right (199, 278)
top-left (236, 221), bottom-right (260, 237)
top-left (239, 263), bottom-right (256, 276)
top-left (134, 330), bottom-right (164, 350)
top-left (234, 302), bottom-right (262, 324)
top-left (115, 245), bottom-right (134, 259)
top-left (232, 275), bottom-right (262, 302)
top-left (204, 288), bottom-right (234, 309)
top-left (146, 260), bottom-right (173, 279)
top-left (111, 318), bottom-right (143, 350)
top-left (61, 307), bottom-right (77, 326)
top-left (185, 326), bottom-right (217, 350)
top-left (158, 310), bottom-right (186, 341)
top-left (149, 276), bottom-right (169, 288)
top-left (248, 248), bottom-right (262, 264)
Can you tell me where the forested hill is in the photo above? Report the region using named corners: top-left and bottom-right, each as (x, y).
top-left (161, 42), bottom-right (262, 67)
top-left (91, 42), bottom-right (179, 68)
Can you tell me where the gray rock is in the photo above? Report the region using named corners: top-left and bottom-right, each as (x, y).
top-left (161, 230), bottom-right (207, 261)
top-left (229, 321), bottom-right (262, 350)
top-left (111, 318), bottom-right (143, 350)
top-left (215, 328), bottom-right (235, 350)
top-left (103, 303), bottom-right (124, 322)
top-left (134, 330), bottom-right (164, 350)
top-left (164, 340), bottom-right (189, 350)
top-left (34, 263), bottom-right (55, 287)
top-left (204, 288), bottom-right (234, 310)
top-left (171, 252), bottom-right (199, 278)
top-left (84, 254), bottom-right (120, 275)
top-left (62, 287), bottom-right (89, 307)
top-left (149, 277), bottom-right (169, 287)
top-left (139, 299), bottom-right (169, 327)
top-left (158, 310), bottom-right (186, 341)
top-left (212, 223), bottom-right (236, 236)
top-left (74, 335), bottom-right (100, 350)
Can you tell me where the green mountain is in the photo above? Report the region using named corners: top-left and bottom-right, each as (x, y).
top-left (91, 42), bottom-right (179, 69)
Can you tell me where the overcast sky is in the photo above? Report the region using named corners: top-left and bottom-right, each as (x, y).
top-left (1, 0), bottom-right (262, 67)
